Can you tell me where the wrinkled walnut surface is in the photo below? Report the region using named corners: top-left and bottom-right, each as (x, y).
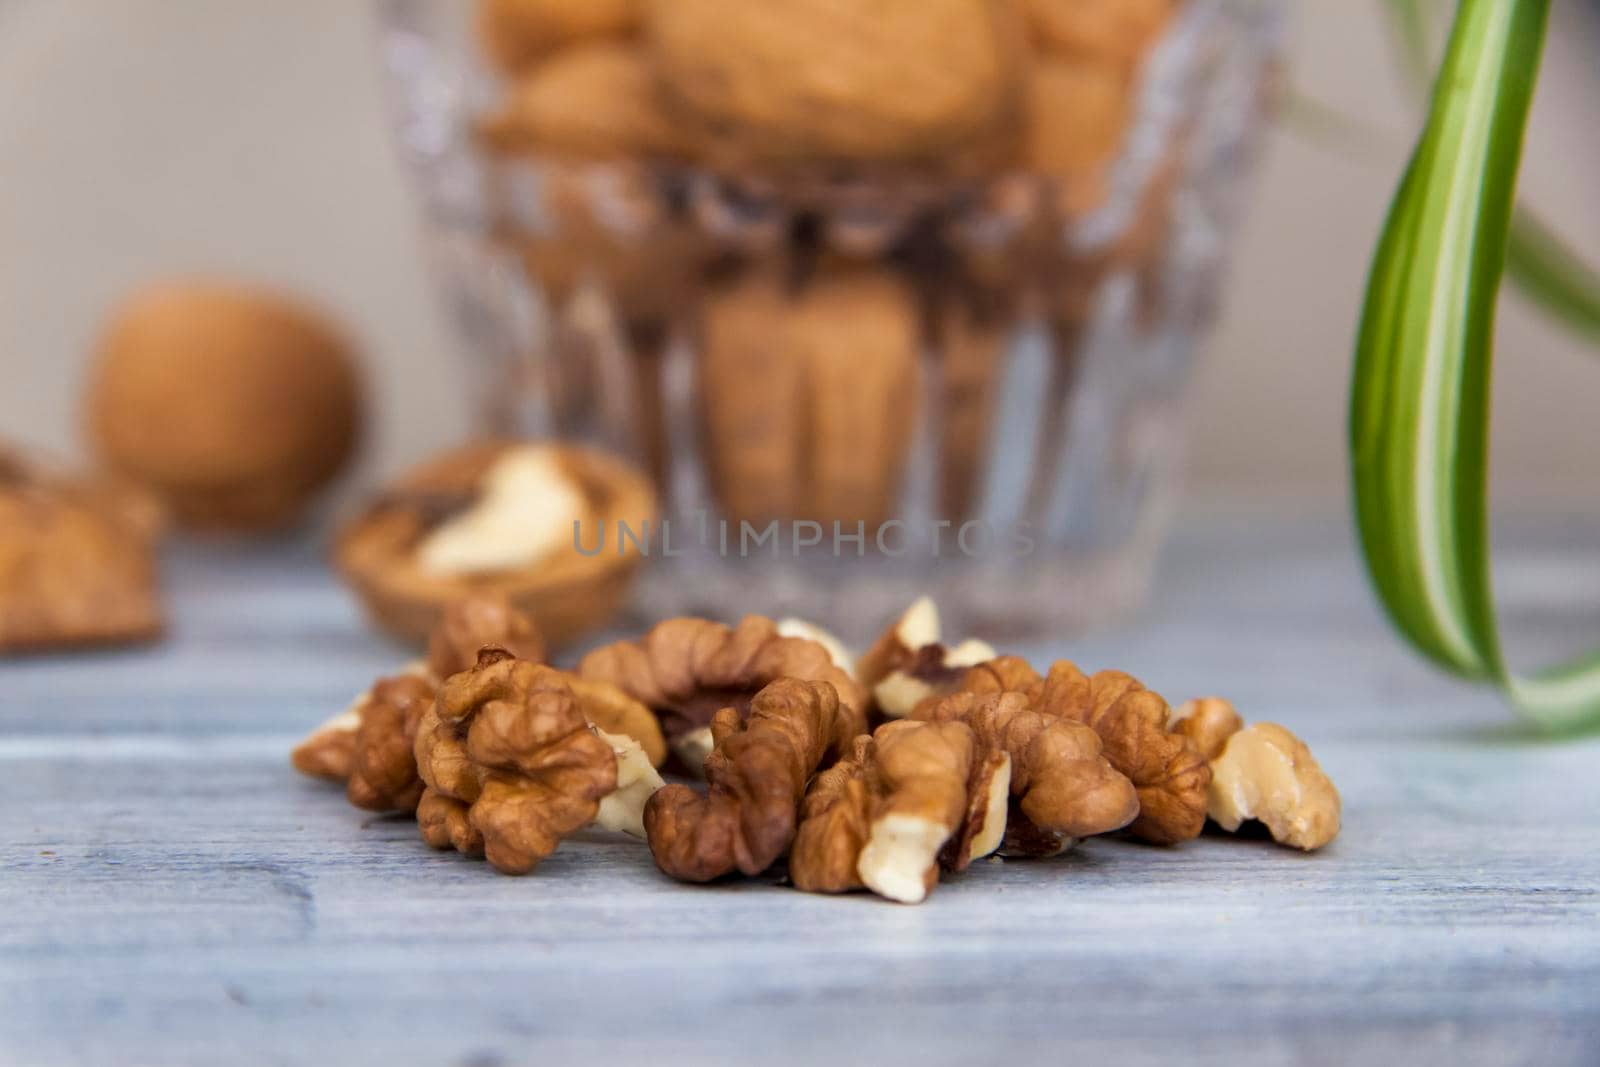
top-left (643, 678), bottom-right (840, 882)
top-left (957, 656), bottom-right (1210, 845)
top-left (579, 615), bottom-right (867, 771)
top-left (917, 690), bottom-right (1137, 856)
top-left (791, 719), bottom-right (980, 903)
top-left (416, 650), bottom-right (619, 874)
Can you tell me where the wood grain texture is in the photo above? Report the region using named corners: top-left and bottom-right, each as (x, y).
top-left (3, 514), bottom-right (1599, 1066)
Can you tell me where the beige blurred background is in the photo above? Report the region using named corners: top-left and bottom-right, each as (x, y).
top-left (2, 1), bottom-right (1597, 505)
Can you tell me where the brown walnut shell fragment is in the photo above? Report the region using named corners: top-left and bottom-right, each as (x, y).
top-left (791, 719), bottom-right (987, 903)
top-left (856, 597), bottom-right (996, 720)
top-left (0, 448), bottom-right (164, 653)
top-left (646, 0), bottom-right (1022, 169)
top-left (335, 440), bottom-right (656, 648)
top-left (956, 657), bottom-right (1211, 845)
top-left (917, 691), bottom-right (1136, 857)
top-left (477, 0), bottom-right (641, 74)
top-left (643, 678), bottom-right (841, 882)
top-left (415, 650), bottom-right (618, 874)
top-left (480, 43), bottom-right (687, 161)
top-left (579, 615), bottom-right (867, 773)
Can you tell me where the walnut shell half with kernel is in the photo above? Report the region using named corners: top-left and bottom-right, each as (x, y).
top-left (334, 440), bottom-right (657, 649)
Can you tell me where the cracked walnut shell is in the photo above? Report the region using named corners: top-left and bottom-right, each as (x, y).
top-left (578, 614), bottom-right (867, 773)
top-left (415, 650), bottom-right (619, 874)
top-left (0, 448), bottom-right (164, 653)
top-left (646, 0), bottom-right (1021, 168)
top-left (335, 440), bottom-right (656, 648)
top-left (958, 657), bottom-right (1211, 845)
top-left (644, 678), bottom-right (843, 882)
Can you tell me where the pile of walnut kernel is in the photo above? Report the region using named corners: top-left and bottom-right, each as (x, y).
top-left (294, 594), bottom-right (1341, 904)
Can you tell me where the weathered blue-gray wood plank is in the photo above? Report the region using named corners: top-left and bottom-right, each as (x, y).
top-left (3, 512), bottom-right (1599, 1066)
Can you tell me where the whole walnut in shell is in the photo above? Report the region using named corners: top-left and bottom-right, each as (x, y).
top-left (697, 267), bottom-right (923, 528)
top-left (480, 43), bottom-right (687, 160)
top-left (85, 281), bottom-right (363, 533)
top-left (335, 440), bottom-right (656, 648)
top-left (1024, 0), bottom-right (1173, 69)
top-left (645, 0), bottom-right (1023, 169)
top-left (478, 0), bottom-right (641, 74)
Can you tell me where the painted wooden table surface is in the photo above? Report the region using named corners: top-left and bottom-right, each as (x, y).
top-left (3, 511), bottom-right (1598, 1066)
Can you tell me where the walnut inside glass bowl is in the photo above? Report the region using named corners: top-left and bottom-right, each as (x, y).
top-left (334, 440), bottom-right (657, 647)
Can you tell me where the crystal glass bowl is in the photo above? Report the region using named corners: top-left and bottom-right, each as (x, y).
top-left (376, 0), bottom-right (1285, 641)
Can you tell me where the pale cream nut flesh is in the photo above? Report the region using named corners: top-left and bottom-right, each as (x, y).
top-left (417, 445), bottom-right (588, 577)
top-left (776, 617), bottom-right (856, 677)
top-left (857, 813), bottom-right (955, 905)
top-left (591, 727), bottom-right (665, 839)
top-left (965, 752), bottom-right (1012, 863)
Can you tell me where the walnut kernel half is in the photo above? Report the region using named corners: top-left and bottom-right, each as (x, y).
top-left (1208, 723), bottom-right (1341, 851)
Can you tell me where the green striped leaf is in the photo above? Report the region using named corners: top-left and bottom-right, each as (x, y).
top-left (1351, 0), bottom-right (1600, 733)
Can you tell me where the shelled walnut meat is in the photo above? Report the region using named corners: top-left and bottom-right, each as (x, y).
top-left (579, 614), bottom-right (868, 773)
top-left (290, 596), bottom-right (1343, 894)
top-left (335, 440), bottom-right (656, 648)
top-left (415, 650), bottom-right (623, 874)
top-left (915, 690), bottom-right (1138, 858)
top-left (856, 597), bottom-right (997, 720)
top-left (292, 594), bottom-right (666, 822)
top-left (1172, 698), bottom-right (1341, 851)
top-left (0, 446), bottom-right (165, 653)
top-left (644, 678), bottom-right (845, 883)
top-left (85, 281), bottom-right (362, 533)
top-left (790, 719), bottom-right (1008, 903)
top-left (956, 656), bottom-right (1211, 845)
